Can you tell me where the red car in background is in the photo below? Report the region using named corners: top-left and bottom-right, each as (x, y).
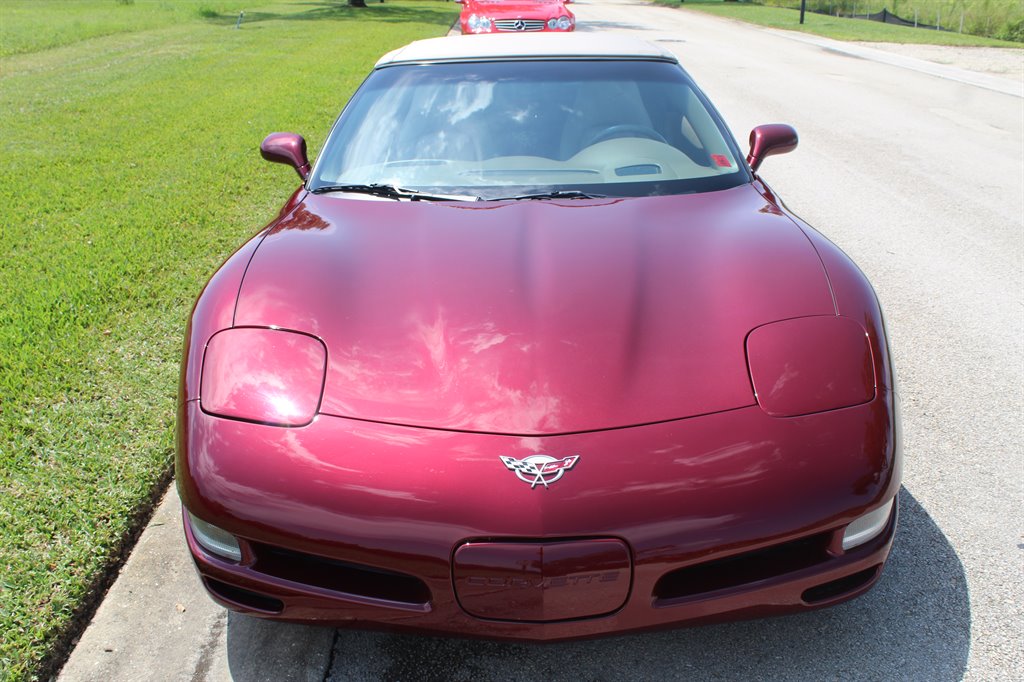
top-left (459, 0), bottom-right (575, 34)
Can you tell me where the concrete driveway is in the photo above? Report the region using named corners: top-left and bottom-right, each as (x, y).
top-left (59, 2), bottom-right (1023, 680)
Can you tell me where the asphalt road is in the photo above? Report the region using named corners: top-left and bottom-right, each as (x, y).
top-left (59, 2), bottom-right (1023, 680)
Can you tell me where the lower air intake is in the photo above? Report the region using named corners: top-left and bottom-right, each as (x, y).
top-left (802, 565), bottom-right (880, 604)
top-left (205, 578), bottom-right (284, 613)
top-left (251, 543), bottom-right (431, 605)
top-left (653, 531), bottom-right (832, 604)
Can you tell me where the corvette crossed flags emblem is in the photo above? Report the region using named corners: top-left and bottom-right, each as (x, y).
top-left (500, 454), bottom-right (579, 489)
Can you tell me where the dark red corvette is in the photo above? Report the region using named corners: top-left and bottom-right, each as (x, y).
top-left (177, 34), bottom-right (900, 639)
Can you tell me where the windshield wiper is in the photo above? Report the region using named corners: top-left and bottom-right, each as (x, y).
top-left (310, 184), bottom-right (479, 202)
top-left (491, 190), bottom-right (607, 201)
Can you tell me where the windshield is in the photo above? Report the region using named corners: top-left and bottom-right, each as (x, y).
top-left (308, 60), bottom-right (750, 200)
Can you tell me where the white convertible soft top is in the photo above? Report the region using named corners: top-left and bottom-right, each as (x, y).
top-left (375, 33), bottom-right (678, 67)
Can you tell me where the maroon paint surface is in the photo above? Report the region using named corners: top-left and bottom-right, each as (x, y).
top-left (747, 124), bottom-right (799, 173)
top-left (453, 539), bottom-right (631, 621)
top-left (260, 132), bottom-right (310, 180)
top-left (200, 327), bottom-right (327, 427)
top-left (226, 186), bottom-right (833, 435)
top-left (747, 315), bottom-right (875, 417)
top-left (177, 96), bottom-right (899, 639)
top-left (178, 387), bottom-right (897, 637)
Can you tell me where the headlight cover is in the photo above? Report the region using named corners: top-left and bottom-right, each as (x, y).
top-left (746, 315), bottom-right (875, 417)
top-left (200, 327), bottom-right (327, 427)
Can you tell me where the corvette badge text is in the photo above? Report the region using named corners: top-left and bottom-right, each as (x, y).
top-left (466, 572), bottom-right (620, 589)
top-left (500, 454), bottom-right (579, 488)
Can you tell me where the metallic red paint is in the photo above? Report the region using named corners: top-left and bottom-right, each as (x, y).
top-left (228, 186), bottom-right (833, 435)
top-left (200, 327), bottom-right (327, 427)
top-left (746, 315), bottom-right (875, 417)
top-left (176, 46), bottom-right (900, 640)
top-left (177, 387), bottom-right (897, 637)
top-left (260, 133), bottom-right (310, 180)
top-left (746, 124), bottom-right (799, 174)
top-left (452, 539), bottom-right (631, 621)
top-left (177, 184), bottom-right (899, 639)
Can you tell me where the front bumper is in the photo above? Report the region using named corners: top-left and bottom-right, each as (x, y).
top-left (177, 395), bottom-right (899, 640)
top-left (460, 16), bottom-right (575, 35)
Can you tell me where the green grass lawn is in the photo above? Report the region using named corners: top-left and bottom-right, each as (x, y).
top-left (0, 2), bottom-right (456, 679)
top-left (659, 0), bottom-right (1023, 46)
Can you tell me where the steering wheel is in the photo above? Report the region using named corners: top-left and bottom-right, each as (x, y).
top-left (583, 124), bottom-right (668, 147)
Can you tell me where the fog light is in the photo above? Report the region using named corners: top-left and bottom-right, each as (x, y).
top-left (188, 511), bottom-right (242, 562)
top-left (842, 498), bottom-right (894, 550)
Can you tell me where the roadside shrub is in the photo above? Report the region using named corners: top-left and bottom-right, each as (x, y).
top-left (997, 18), bottom-right (1024, 42)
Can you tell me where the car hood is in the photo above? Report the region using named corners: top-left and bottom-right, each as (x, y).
top-left (467, 1), bottom-right (567, 16)
top-left (235, 185), bottom-right (833, 435)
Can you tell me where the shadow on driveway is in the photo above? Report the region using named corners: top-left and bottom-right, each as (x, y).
top-left (224, 488), bottom-right (970, 680)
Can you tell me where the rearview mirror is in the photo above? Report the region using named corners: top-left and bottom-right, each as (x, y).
top-left (746, 124), bottom-right (798, 173)
top-left (260, 132), bottom-right (311, 180)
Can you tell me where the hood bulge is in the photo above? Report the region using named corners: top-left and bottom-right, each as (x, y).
top-left (234, 185), bottom-right (833, 434)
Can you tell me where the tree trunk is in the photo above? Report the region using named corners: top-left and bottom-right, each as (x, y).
top-left (348, 0), bottom-right (367, 7)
